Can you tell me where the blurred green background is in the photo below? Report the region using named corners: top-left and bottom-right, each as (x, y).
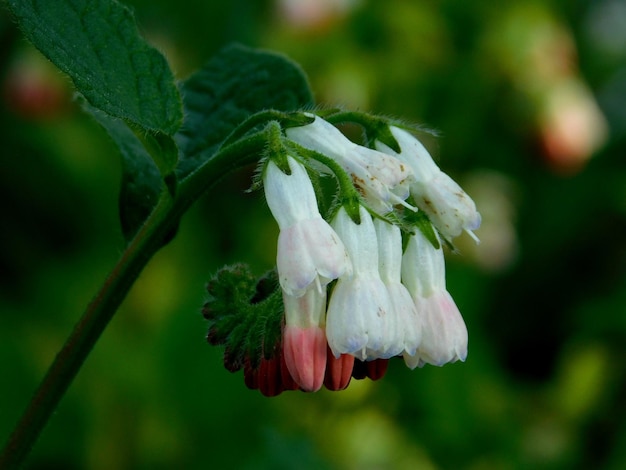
top-left (2, 0), bottom-right (626, 468)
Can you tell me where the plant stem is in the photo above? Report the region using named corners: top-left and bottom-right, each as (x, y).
top-left (0, 129), bottom-right (267, 469)
top-left (0, 191), bottom-right (175, 469)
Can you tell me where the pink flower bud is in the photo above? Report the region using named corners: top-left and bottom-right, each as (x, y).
top-left (283, 325), bottom-right (327, 392)
top-left (264, 155), bottom-right (351, 297)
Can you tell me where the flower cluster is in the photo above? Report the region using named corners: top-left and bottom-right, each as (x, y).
top-left (255, 113), bottom-right (481, 393)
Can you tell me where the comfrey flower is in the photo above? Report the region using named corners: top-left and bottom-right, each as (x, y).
top-left (401, 229), bottom-right (468, 368)
top-left (262, 155), bottom-right (351, 297)
top-left (374, 218), bottom-right (421, 358)
top-left (287, 115), bottom-right (416, 215)
top-left (325, 206), bottom-right (395, 361)
top-left (204, 111), bottom-right (480, 396)
top-left (263, 155), bottom-right (351, 391)
top-left (375, 126), bottom-right (481, 241)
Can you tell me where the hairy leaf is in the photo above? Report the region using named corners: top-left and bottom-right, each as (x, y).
top-left (175, 44), bottom-right (314, 179)
top-left (87, 106), bottom-right (162, 242)
top-left (203, 265), bottom-right (283, 371)
top-left (6, 0), bottom-right (182, 134)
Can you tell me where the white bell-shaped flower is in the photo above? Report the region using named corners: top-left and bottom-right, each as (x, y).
top-left (325, 206), bottom-right (392, 361)
top-left (374, 218), bottom-right (421, 357)
top-left (287, 116), bottom-right (415, 215)
top-left (401, 228), bottom-right (468, 367)
top-left (376, 126), bottom-right (481, 240)
top-left (263, 155), bottom-right (351, 297)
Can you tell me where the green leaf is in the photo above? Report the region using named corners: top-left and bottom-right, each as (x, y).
top-left (86, 106), bottom-right (162, 242)
top-left (175, 43), bottom-right (314, 179)
top-left (202, 264), bottom-right (284, 371)
top-left (6, 0), bottom-right (183, 135)
top-left (133, 131), bottom-right (179, 195)
top-left (414, 211), bottom-right (441, 250)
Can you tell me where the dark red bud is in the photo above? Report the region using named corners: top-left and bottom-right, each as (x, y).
top-left (366, 359), bottom-right (389, 381)
top-left (324, 347), bottom-right (354, 391)
top-left (243, 356), bottom-right (259, 390)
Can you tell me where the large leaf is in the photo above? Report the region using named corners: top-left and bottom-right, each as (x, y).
top-left (175, 44), bottom-right (314, 179)
top-left (86, 106), bottom-right (162, 242)
top-left (6, 0), bottom-right (183, 135)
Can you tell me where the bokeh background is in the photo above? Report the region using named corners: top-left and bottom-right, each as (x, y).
top-left (2, 0), bottom-right (626, 468)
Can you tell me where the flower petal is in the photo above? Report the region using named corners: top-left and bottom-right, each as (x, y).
top-left (277, 217), bottom-right (351, 296)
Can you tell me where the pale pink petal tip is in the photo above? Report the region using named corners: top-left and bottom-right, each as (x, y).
top-left (283, 325), bottom-right (327, 392)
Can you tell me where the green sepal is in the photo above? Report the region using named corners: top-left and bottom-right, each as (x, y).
top-left (247, 121), bottom-right (290, 194)
top-left (202, 264), bottom-right (284, 371)
top-left (324, 111), bottom-right (402, 151)
top-left (265, 121), bottom-right (291, 174)
top-left (406, 209), bottom-right (441, 250)
top-left (369, 121), bottom-right (401, 153)
top-left (280, 112), bottom-right (317, 129)
top-left (284, 141), bottom-right (362, 223)
top-left (311, 108), bottom-right (344, 119)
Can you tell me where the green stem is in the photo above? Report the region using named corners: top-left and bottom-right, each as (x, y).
top-left (0, 190), bottom-right (175, 469)
top-left (178, 129), bottom-right (269, 203)
top-left (220, 110), bottom-right (313, 149)
top-left (285, 141), bottom-right (362, 223)
top-left (322, 111), bottom-right (402, 152)
top-left (0, 130), bottom-right (268, 469)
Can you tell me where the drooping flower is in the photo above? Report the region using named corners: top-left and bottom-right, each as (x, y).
top-left (263, 155), bottom-right (351, 297)
top-left (373, 218), bottom-right (421, 357)
top-left (206, 112), bottom-right (482, 396)
top-left (401, 228), bottom-right (468, 368)
top-left (286, 115), bottom-right (415, 215)
top-left (376, 126), bottom-right (481, 241)
top-left (325, 206), bottom-right (395, 361)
